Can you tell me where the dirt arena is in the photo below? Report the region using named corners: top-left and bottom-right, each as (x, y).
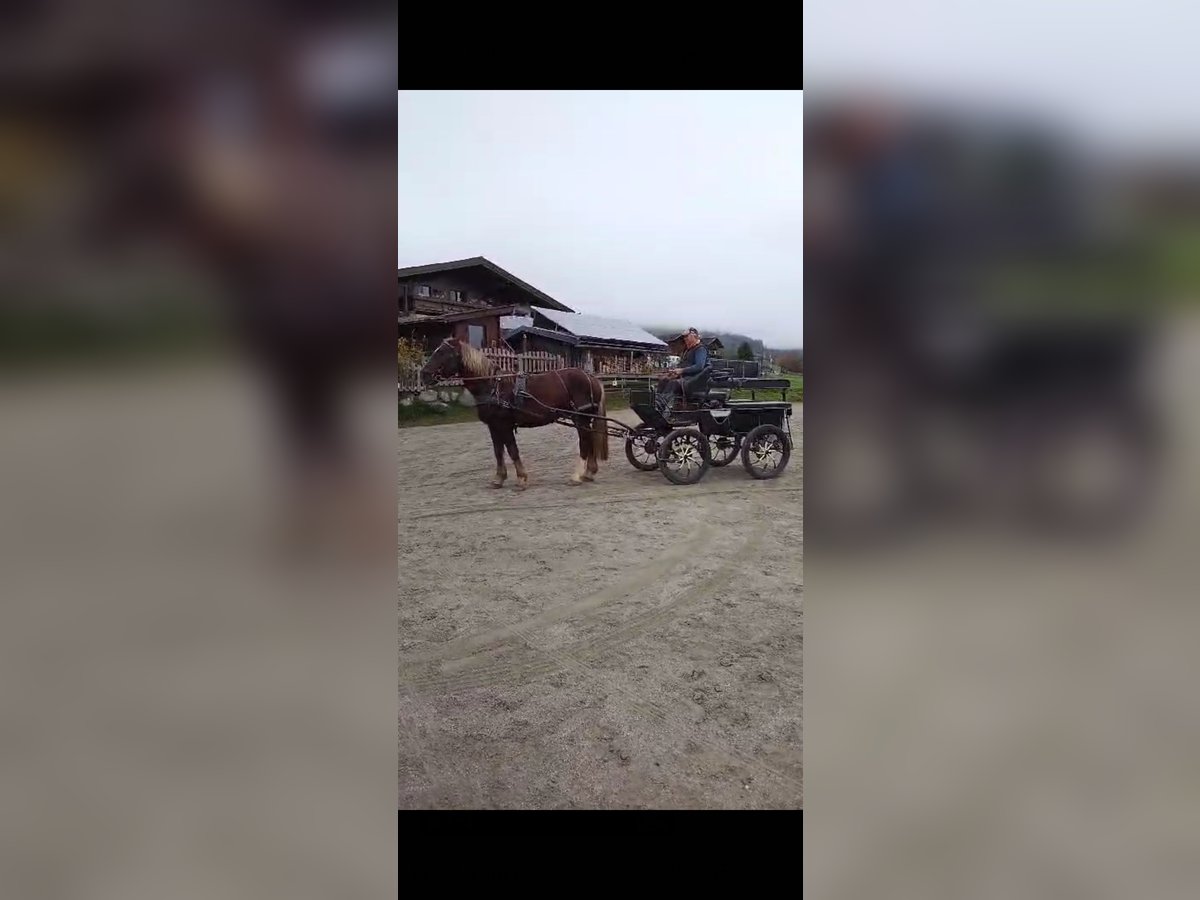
top-left (398, 405), bottom-right (802, 809)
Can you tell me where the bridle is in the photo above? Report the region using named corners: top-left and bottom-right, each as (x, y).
top-left (423, 338), bottom-right (521, 406)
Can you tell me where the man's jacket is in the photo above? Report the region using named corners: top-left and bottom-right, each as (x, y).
top-left (678, 344), bottom-right (709, 377)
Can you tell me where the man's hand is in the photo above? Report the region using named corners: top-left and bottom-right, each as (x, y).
top-left (667, 369), bottom-right (681, 379)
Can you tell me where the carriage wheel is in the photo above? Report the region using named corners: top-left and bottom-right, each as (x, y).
top-left (708, 434), bottom-right (741, 467)
top-left (625, 427), bottom-right (660, 471)
top-left (741, 424), bottom-right (790, 479)
top-left (657, 428), bottom-right (711, 485)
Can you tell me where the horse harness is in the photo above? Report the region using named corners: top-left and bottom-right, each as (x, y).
top-left (461, 370), bottom-right (533, 413)
top-left (494, 368), bottom-right (597, 418)
top-left (512, 372), bottom-right (528, 409)
top-left (453, 352), bottom-right (598, 420)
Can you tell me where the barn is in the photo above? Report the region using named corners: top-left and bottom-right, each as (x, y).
top-left (398, 257), bottom-right (573, 351)
top-left (503, 309), bottom-right (669, 374)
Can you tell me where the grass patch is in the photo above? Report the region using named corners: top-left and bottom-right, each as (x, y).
top-left (398, 399), bottom-right (479, 428)
top-left (730, 373), bottom-right (803, 403)
top-left (603, 392), bottom-right (631, 411)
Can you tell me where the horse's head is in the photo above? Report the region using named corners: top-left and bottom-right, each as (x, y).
top-left (420, 338), bottom-right (463, 386)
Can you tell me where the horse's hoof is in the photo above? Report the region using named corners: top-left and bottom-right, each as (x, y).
top-left (514, 481), bottom-right (528, 491)
top-left (581, 474), bottom-right (595, 482)
top-left (491, 481), bottom-right (505, 489)
top-left (569, 477), bottom-right (583, 485)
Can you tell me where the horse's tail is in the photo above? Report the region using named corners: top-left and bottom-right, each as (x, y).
top-left (591, 381), bottom-right (609, 462)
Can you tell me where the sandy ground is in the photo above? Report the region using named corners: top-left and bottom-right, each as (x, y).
top-left (398, 406), bottom-right (803, 809)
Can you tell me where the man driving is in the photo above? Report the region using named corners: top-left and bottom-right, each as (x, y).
top-left (656, 327), bottom-right (708, 411)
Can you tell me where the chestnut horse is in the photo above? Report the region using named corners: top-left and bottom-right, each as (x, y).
top-left (420, 338), bottom-right (609, 488)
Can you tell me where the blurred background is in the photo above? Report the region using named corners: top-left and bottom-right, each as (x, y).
top-left (0, 4), bottom-right (397, 897)
top-left (7, 0), bottom-right (1200, 888)
top-left (804, 2), bottom-right (1200, 898)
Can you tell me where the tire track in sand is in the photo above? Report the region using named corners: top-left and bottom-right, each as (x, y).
top-left (405, 485), bottom-right (800, 522)
top-left (402, 515), bottom-right (802, 798)
top-left (398, 521), bottom-right (716, 671)
top-left (502, 597), bottom-right (804, 801)
top-left (402, 519), bottom-right (768, 694)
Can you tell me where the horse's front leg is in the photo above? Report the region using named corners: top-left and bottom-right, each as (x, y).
top-left (488, 423), bottom-right (507, 487)
top-left (502, 426), bottom-right (528, 490)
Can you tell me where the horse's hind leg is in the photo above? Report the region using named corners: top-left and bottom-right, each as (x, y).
top-left (502, 428), bottom-right (528, 489)
top-left (488, 424), bottom-right (507, 487)
top-left (572, 418), bottom-right (593, 483)
top-left (585, 421), bottom-right (600, 479)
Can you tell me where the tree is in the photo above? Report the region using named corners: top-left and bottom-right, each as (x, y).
top-left (736, 342), bottom-right (754, 361)
top-left (777, 351), bottom-right (803, 374)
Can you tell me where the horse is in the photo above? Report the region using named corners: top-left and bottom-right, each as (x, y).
top-left (420, 338), bottom-right (609, 489)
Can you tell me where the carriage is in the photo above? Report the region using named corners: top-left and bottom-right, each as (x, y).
top-left (419, 339), bottom-right (794, 489)
top-left (618, 366), bottom-right (794, 485)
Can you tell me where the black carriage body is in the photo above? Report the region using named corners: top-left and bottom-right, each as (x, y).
top-left (701, 401), bottom-right (791, 437)
top-left (629, 388), bottom-right (792, 439)
top-left (628, 388), bottom-right (672, 433)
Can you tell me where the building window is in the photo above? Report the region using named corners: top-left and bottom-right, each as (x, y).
top-left (449, 290), bottom-right (465, 303)
top-left (414, 284), bottom-right (431, 298)
top-left (467, 324), bottom-right (484, 348)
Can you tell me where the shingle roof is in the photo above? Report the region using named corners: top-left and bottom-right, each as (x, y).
top-left (396, 257), bottom-right (573, 312)
top-left (503, 325), bottom-right (579, 346)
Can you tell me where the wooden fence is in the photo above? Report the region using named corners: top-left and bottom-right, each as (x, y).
top-left (398, 348), bottom-right (568, 393)
top-left (398, 364), bottom-right (423, 393)
top-left (483, 348), bottom-right (563, 374)
top-left (592, 356), bottom-right (658, 376)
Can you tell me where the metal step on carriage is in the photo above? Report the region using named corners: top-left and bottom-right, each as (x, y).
top-left (615, 365), bottom-right (795, 485)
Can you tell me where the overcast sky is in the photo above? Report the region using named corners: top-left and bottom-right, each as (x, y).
top-left (398, 91), bottom-right (803, 348)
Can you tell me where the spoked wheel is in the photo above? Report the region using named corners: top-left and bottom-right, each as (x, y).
top-left (657, 428), bottom-right (711, 485)
top-left (708, 434), bottom-right (741, 467)
top-left (624, 427), bottom-right (661, 471)
top-left (741, 424), bottom-right (791, 479)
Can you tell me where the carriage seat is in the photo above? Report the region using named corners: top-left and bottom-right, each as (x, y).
top-left (683, 366), bottom-right (732, 407)
top-left (657, 365), bottom-right (719, 414)
top-left (680, 364), bottom-right (714, 401)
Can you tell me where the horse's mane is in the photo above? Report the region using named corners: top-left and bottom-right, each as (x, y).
top-left (459, 342), bottom-right (494, 377)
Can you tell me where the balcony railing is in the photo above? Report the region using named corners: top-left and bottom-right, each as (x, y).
top-left (399, 286), bottom-right (492, 314)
